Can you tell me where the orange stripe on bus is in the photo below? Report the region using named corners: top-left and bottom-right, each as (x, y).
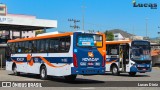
top-left (35, 56), bottom-right (68, 68)
top-left (27, 54), bottom-right (34, 66)
top-left (12, 55), bottom-right (67, 68)
top-left (106, 40), bottom-right (131, 45)
top-left (106, 60), bottom-right (117, 64)
top-left (12, 60), bottom-right (24, 64)
top-left (8, 32), bottom-right (73, 43)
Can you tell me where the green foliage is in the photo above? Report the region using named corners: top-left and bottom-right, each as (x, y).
top-left (35, 30), bottom-right (45, 36)
top-left (104, 30), bottom-right (114, 41)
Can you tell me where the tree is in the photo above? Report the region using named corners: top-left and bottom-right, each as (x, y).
top-left (35, 30), bottom-right (45, 36)
top-left (104, 30), bottom-right (114, 41)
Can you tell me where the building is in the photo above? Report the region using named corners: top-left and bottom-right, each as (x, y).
top-left (0, 4), bottom-right (36, 39)
top-left (0, 3), bottom-right (57, 67)
top-left (108, 29), bottom-right (143, 40)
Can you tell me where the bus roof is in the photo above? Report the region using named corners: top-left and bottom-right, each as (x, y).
top-left (8, 31), bottom-right (105, 43)
top-left (8, 32), bottom-right (73, 43)
top-left (106, 40), bottom-right (131, 44)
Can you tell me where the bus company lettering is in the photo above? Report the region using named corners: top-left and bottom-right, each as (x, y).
top-left (133, 3), bottom-right (157, 9)
top-left (17, 58), bottom-right (24, 61)
top-left (132, 0), bottom-right (157, 9)
top-left (82, 58), bottom-right (99, 62)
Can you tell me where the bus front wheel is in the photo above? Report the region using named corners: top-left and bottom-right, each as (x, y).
top-left (111, 65), bottom-right (119, 76)
top-left (129, 72), bottom-right (136, 76)
top-left (40, 66), bottom-right (47, 80)
top-left (64, 75), bottom-right (77, 81)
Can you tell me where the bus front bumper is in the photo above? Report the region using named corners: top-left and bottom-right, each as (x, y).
top-left (71, 67), bottom-right (105, 75)
top-left (130, 64), bottom-right (152, 73)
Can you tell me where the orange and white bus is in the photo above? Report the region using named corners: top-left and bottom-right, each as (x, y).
top-left (6, 31), bottom-right (106, 80)
top-left (105, 40), bottom-right (152, 76)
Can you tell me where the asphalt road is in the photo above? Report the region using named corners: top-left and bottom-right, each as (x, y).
top-left (0, 67), bottom-right (160, 90)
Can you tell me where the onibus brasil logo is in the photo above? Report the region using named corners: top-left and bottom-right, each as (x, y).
top-left (132, 0), bottom-right (157, 9)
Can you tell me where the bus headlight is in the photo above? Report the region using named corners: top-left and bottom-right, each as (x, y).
top-left (80, 62), bottom-right (87, 66)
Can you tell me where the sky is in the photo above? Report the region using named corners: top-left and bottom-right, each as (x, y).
top-left (1, 0), bottom-right (160, 38)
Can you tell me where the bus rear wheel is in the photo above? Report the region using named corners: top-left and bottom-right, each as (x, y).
top-left (12, 65), bottom-right (20, 76)
top-left (64, 75), bottom-right (77, 81)
top-left (40, 66), bottom-right (47, 80)
top-left (111, 65), bottom-right (119, 76)
top-left (129, 72), bottom-right (136, 76)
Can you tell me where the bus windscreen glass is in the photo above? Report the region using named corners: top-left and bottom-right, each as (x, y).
top-left (77, 34), bottom-right (102, 47)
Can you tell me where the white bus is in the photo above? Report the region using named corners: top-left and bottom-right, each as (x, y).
top-left (105, 40), bottom-right (152, 76)
top-left (6, 31), bottom-right (106, 80)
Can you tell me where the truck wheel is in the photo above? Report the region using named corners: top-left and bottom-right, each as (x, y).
top-left (64, 75), bottom-right (77, 81)
top-left (40, 66), bottom-right (47, 80)
top-left (111, 65), bottom-right (120, 76)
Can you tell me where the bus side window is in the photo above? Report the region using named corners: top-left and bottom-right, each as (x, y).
top-left (36, 40), bottom-right (40, 53)
top-left (60, 38), bottom-right (66, 52)
top-left (24, 41), bottom-right (29, 53)
top-left (45, 39), bottom-right (49, 53)
top-left (40, 40), bottom-right (45, 53)
top-left (107, 45), bottom-right (111, 55)
top-left (107, 45), bottom-right (119, 55)
top-left (21, 42), bottom-right (24, 53)
top-left (66, 37), bottom-right (71, 52)
top-left (28, 41), bottom-right (32, 53)
top-left (49, 39), bottom-right (54, 53)
top-left (32, 40), bottom-right (37, 53)
top-left (18, 42), bottom-right (22, 53)
top-left (54, 39), bottom-right (59, 53)
top-left (15, 42), bottom-right (19, 53)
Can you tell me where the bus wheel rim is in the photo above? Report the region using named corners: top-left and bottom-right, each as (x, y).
top-left (113, 67), bottom-right (117, 73)
top-left (41, 69), bottom-right (45, 78)
top-left (13, 67), bottom-right (17, 73)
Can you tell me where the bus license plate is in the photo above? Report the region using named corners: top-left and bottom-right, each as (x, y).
top-left (142, 68), bottom-right (146, 70)
top-left (88, 62), bottom-right (94, 66)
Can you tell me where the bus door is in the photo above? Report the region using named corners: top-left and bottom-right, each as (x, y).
top-left (106, 44), bottom-right (119, 71)
top-left (119, 44), bottom-right (129, 72)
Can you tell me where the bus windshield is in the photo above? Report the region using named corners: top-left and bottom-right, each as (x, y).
top-left (77, 34), bottom-right (103, 47)
top-left (131, 45), bottom-right (151, 61)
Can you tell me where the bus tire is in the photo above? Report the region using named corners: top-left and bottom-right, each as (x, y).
top-left (64, 75), bottom-right (77, 81)
top-left (40, 66), bottom-right (47, 80)
top-left (129, 72), bottom-right (136, 76)
top-left (111, 65), bottom-right (119, 76)
top-left (12, 64), bottom-right (20, 76)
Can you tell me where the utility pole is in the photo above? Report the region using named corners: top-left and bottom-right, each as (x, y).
top-left (132, 26), bottom-right (135, 40)
top-left (146, 18), bottom-right (148, 39)
top-left (82, 1), bottom-right (86, 31)
top-left (68, 19), bottom-right (80, 31)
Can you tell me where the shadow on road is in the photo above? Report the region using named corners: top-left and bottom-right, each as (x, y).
top-left (103, 72), bottom-right (150, 77)
top-left (8, 73), bottom-right (105, 84)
